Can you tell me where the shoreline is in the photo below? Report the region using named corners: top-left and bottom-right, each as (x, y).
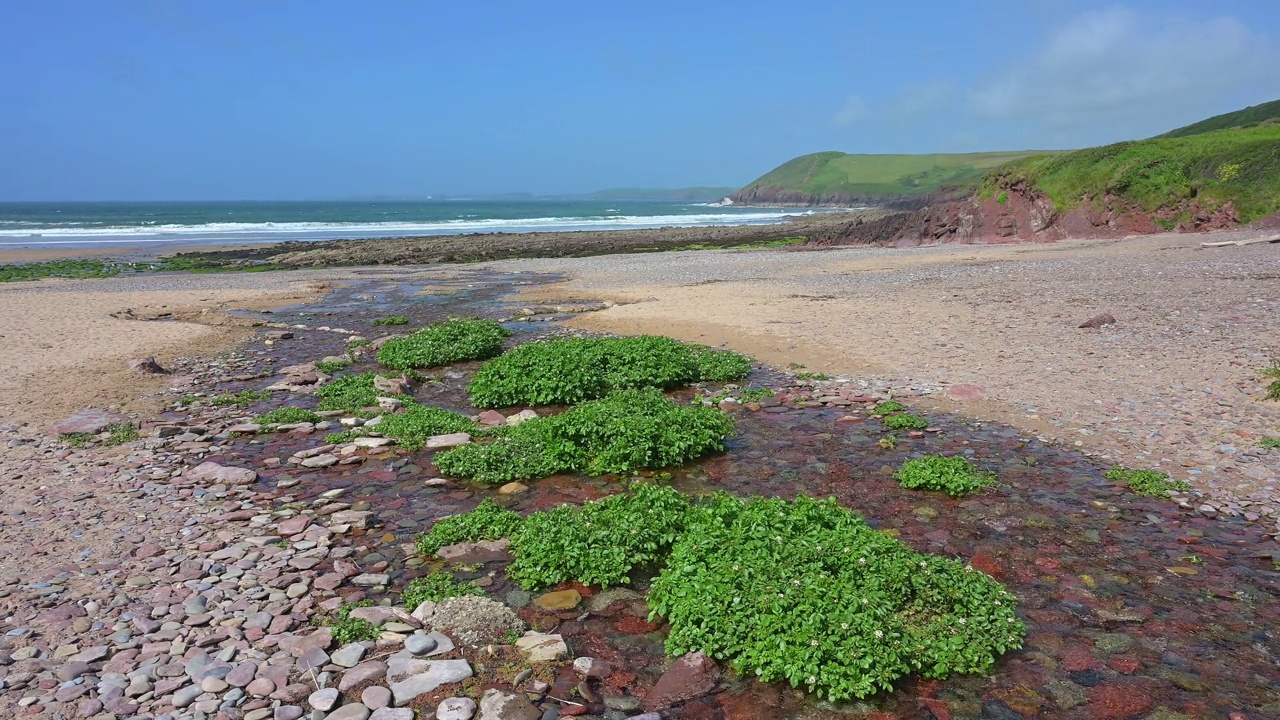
top-left (0, 209), bottom-right (890, 266)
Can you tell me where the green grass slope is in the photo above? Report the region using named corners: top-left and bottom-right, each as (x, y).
top-left (1155, 99), bottom-right (1280, 139)
top-left (733, 150), bottom-right (1048, 204)
top-left (988, 125), bottom-right (1280, 222)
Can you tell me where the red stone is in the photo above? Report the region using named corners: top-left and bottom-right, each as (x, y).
top-left (1107, 656), bottom-right (1141, 674)
top-left (1059, 648), bottom-right (1102, 672)
top-left (645, 652), bottom-right (720, 711)
top-left (614, 616), bottom-right (663, 634)
top-left (969, 555), bottom-right (1003, 577)
top-left (1086, 684), bottom-right (1153, 719)
top-left (920, 698), bottom-right (951, 719)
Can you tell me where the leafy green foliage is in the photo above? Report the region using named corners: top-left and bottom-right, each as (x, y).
top-left (0, 258), bottom-right (126, 282)
top-left (315, 359), bottom-right (351, 375)
top-left (1262, 361), bottom-right (1280, 401)
top-left (467, 336), bottom-right (751, 407)
top-left (1259, 438), bottom-right (1280, 450)
top-left (895, 455), bottom-right (995, 497)
top-left (210, 389), bottom-right (271, 408)
top-left (650, 494), bottom-right (1025, 701)
top-left (870, 401), bottom-right (905, 416)
top-left (372, 315), bottom-right (410, 326)
top-left (401, 572), bottom-right (485, 609)
top-left (326, 602), bottom-right (380, 644)
top-left (61, 433), bottom-right (93, 448)
top-left (376, 318), bottom-right (510, 370)
top-left (104, 423), bottom-right (138, 446)
top-left (416, 499), bottom-right (523, 555)
top-left (882, 413), bottom-right (928, 431)
top-left (368, 403), bottom-right (476, 450)
top-left (435, 389), bottom-right (734, 484)
top-left (1104, 466), bottom-right (1190, 498)
top-left (988, 125), bottom-right (1280, 222)
top-left (316, 372), bottom-right (380, 413)
top-left (509, 484), bottom-right (692, 589)
top-left (795, 372), bottom-right (831, 381)
top-left (255, 407), bottom-right (322, 426)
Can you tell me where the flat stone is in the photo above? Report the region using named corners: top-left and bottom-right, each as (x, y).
top-left (301, 453), bottom-right (339, 468)
top-left (326, 705), bottom-right (372, 720)
top-left (226, 661), bottom-right (258, 688)
top-left (351, 573), bottom-right (390, 587)
top-left (477, 688), bottom-right (540, 720)
top-left (275, 707), bottom-right (305, 720)
top-left (296, 646), bottom-right (330, 672)
top-left (497, 482), bottom-right (528, 495)
top-left (185, 461), bottom-right (257, 486)
top-left (533, 589), bottom-right (580, 611)
top-left (247, 677), bottom-right (276, 697)
top-left (386, 658), bottom-right (472, 706)
top-left (277, 515), bottom-right (312, 536)
top-left (371, 709), bottom-right (415, 720)
top-left (172, 684), bottom-right (203, 708)
top-left (338, 661), bottom-right (387, 692)
top-left (436, 697), bottom-right (477, 720)
top-left (330, 643), bottom-right (368, 668)
top-left (514, 632), bottom-right (568, 663)
top-left (646, 651), bottom-right (720, 711)
top-left (425, 432), bottom-right (472, 449)
top-left (52, 409), bottom-right (131, 435)
top-left (436, 539), bottom-right (511, 564)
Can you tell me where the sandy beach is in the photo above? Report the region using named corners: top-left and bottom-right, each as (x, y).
top-left (486, 231), bottom-right (1280, 507)
top-left (0, 271), bottom-right (337, 429)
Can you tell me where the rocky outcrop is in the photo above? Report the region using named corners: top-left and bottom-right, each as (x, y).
top-left (809, 181), bottom-right (1247, 248)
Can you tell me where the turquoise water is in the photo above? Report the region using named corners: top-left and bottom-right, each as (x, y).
top-left (0, 200), bottom-right (826, 248)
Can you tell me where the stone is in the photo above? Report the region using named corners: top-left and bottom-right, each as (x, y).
top-left (533, 589), bottom-right (580, 611)
top-left (301, 453), bottom-right (339, 468)
top-left (172, 684), bottom-right (204, 708)
top-left (385, 658), bottom-right (473, 706)
top-left (331, 643), bottom-right (368, 667)
top-left (371, 710), bottom-right (415, 720)
top-left (326, 705), bottom-right (372, 720)
top-left (1078, 313), bottom-right (1117, 329)
top-left (362, 684), bottom-right (393, 709)
top-left (186, 461), bottom-right (257, 486)
top-left (425, 432), bottom-right (472, 449)
top-left (275, 707), bottom-right (305, 720)
top-left (351, 573), bottom-right (390, 587)
top-left (308, 687), bottom-right (340, 711)
top-left (514, 633), bottom-right (568, 663)
top-left (404, 634), bottom-right (438, 656)
top-left (646, 651), bottom-right (720, 711)
top-left (945, 384), bottom-right (986, 402)
top-left (477, 410), bottom-right (507, 426)
top-left (226, 661), bottom-right (258, 688)
top-left (277, 515), bottom-right (312, 536)
top-left (497, 482), bottom-right (528, 495)
top-left (338, 661), bottom-right (387, 692)
top-left (476, 688), bottom-right (540, 720)
top-left (247, 677), bottom-right (277, 697)
top-left (129, 356), bottom-right (167, 374)
top-left (573, 657), bottom-right (610, 678)
top-left (297, 647), bottom-right (331, 672)
top-left (506, 409), bottom-right (538, 425)
top-left (51, 408), bottom-right (131, 435)
top-left (436, 538), bottom-right (511, 564)
top-left (436, 697), bottom-right (478, 720)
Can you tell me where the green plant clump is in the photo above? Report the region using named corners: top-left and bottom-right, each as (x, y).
top-left (651, 494), bottom-right (1025, 701)
top-left (104, 423), bottom-right (138, 446)
top-left (509, 483), bottom-right (692, 589)
top-left (326, 603), bottom-right (380, 644)
top-left (366, 403), bottom-right (476, 450)
top-left (210, 389), bottom-right (271, 408)
top-left (416, 498), bottom-right (523, 555)
top-left (895, 455), bottom-right (995, 497)
top-left (882, 413), bottom-right (928, 431)
top-left (0, 258), bottom-right (127, 282)
top-left (376, 318), bottom-right (510, 370)
top-left (434, 389), bottom-right (734, 484)
top-left (1259, 438), bottom-right (1280, 450)
top-left (870, 401), bottom-right (905, 416)
top-left (372, 315), bottom-right (410, 326)
top-left (255, 407), bottom-right (323, 426)
top-left (316, 372), bottom-right (381, 413)
top-left (400, 572), bottom-right (485, 609)
top-left (61, 433), bottom-right (93, 448)
top-left (461, 485), bottom-right (1024, 701)
top-left (1104, 466), bottom-right (1190, 498)
top-left (1262, 361), bottom-right (1280, 401)
top-left (468, 335), bottom-right (751, 407)
top-left (315, 359), bottom-right (351, 375)
top-left (795, 372), bottom-right (832, 381)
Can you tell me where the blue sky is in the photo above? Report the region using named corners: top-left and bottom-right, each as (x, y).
top-left (2, 0), bottom-right (1278, 200)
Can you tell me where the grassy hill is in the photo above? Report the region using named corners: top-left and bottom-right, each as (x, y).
top-left (1155, 99), bottom-right (1280, 139)
top-left (576, 187), bottom-right (739, 202)
top-left (986, 124), bottom-right (1280, 223)
top-left (733, 151), bottom-right (1049, 205)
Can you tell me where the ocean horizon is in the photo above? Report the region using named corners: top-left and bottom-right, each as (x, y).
top-left (0, 200), bottom-right (839, 249)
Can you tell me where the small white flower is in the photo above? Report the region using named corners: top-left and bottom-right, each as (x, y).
top-left (874, 630), bottom-right (884, 638)
top-left (965, 564), bottom-right (975, 572)
top-left (958, 618), bottom-right (967, 625)
top-left (792, 579), bottom-right (802, 586)
top-left (919, 561), bottom-right (927, 568)
top-left (810, 639), bottom-right (819, 647)
top-left (858, 557), bottom-right (867, 565)
top-left (861, 597), bottom-right (869, 605)
top-left (807, 675), bottom-right (816, 684)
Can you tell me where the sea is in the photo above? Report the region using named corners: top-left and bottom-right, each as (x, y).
top-left (0, 200), bottom-right (827, 250)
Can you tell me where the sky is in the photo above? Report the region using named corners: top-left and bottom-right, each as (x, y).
top-left (1, 0), bottom-right (1279, 200)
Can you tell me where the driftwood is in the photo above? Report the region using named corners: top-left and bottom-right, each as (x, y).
top-left (1200, 235), bottom-right (1280, 247)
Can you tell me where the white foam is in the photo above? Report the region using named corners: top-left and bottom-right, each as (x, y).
top-left (0, 210), bottom-right (818, 244)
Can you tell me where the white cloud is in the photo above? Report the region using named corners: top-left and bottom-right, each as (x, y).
top-left (969, 6), bottom-right (1280, 130)
top-left (832, 94), bottom-right (869, 126)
